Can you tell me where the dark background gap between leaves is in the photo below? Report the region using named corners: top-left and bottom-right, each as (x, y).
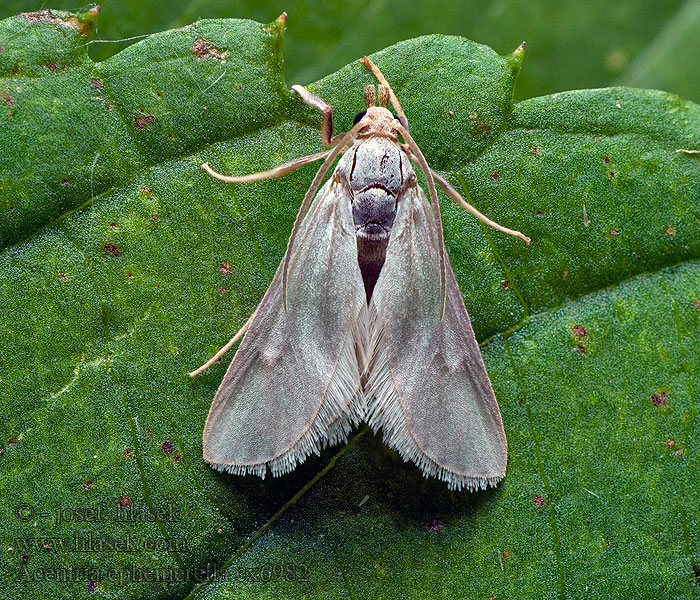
top-left (0, 3), bottom-right (700, 600)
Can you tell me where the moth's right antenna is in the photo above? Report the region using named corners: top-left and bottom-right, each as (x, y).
top-left (361, 56), bottom-right (409, 132)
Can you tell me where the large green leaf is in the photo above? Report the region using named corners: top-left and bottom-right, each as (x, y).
top-left (1, 9), bottom-right (699, 600)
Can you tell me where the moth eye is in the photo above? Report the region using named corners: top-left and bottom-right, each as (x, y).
top-left (353, 110), bottom-right (367, 125)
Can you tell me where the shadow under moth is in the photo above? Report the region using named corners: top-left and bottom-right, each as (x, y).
top-left (190, 57), bottom-right (530, 491)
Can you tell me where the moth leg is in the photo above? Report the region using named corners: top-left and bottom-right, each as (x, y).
top-left (291, 84), bottom-right (346, 146)
top-left (405, 150), bottom-right (531, 245)
top-left (201, 149), bottom-right (331, 183)
top-left (188, 316), bottom-right (252, 378)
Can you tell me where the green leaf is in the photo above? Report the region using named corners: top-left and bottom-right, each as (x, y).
top-left (1, 10), bottom-right (699, 600)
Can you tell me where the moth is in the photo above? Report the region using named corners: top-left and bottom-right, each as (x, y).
top-left (190, 57), bottom-right (530, 491)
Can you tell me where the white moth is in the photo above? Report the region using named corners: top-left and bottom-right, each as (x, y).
top-left (190, 57), bottom-right (530, 491)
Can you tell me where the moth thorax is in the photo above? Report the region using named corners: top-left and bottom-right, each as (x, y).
top-left (352, 187), bottom-right (396, 242)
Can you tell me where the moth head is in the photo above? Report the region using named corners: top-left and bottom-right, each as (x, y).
top-left (354, 84), bottom-right (400, 140)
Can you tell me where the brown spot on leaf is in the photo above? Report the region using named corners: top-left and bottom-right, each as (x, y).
top-left (193, 38), bottom-right (228, 62)
top-left (58, 272), bottom-right (67, 281)
top-left (502, 551), bottom-right (511, 559)
top-left (152, 214), bottom-right (159, 222)
top-left (218, 287), bottom-right (229, 295)
top-left (118, 494), bottom-right (131, 508)
top-left (665, 439), bottom-right (675, 447)
top-left (83, 479), bottom-right (95, 491)
top-left (534, 495), bottom-right (545, 507)
top-left (0, 448), bottom-right (5, 455)
top-left (1, 92), bottom-right (14, 105)
top-left (109, 222), bottom-right (117, 229)
top-left (46, 63), bottom-right (64, 73)
top-left (428, 518), bottom-right (441, 532)
top-left (603, 156), bottom-right (610, 164)
top-left (123, 448), bottom-right (132, 458)
top-left (529, 145), bottom-right (541, 156)
top-left (11, 65), bottom-right (19, 75)
top-left (651, 391), bottom-right (668, 407)
top-left (610, 171), bottom-right (616, 178)
top-left (572, 324), bottom-right (587, 338)
top-left (492, 169), bottom-right (499, 181)
top-left (104, 243), bottom-right (120, 256)
top-left (576, 345), bottom-right (586, 354)
top-left (173, 454), bottom-right (181, 462)
top-left (8, 436), bottom-right (17, 446)
top-left (21, 8), bottom-right (99, 36)
top-left (448, 110), bottom-right (454, 116)
top-left (676, 448), bottom-right (685, 457)
top-left (217, 527), bottom-right (223, 534)
top-left (219, 261), bottom-right (231, 275)
top-left (134, 111), bottom-right (155, 129)
top-left (501, 280), bottom-right (509, 289)
top-left (87, 580), bottom-right (97, 592)
top-left (161, 441), bottom-right (173, 454)
top-left (62, 178), bottom-right (71, 186)
top-left (90, 78), bottom-right (103, 89)
top-left (665, 226), bottom-right (676, 236)
top-left (608, 227), bottom-right (619, 236)
top-left (693, 300), bottom-right (700, 310)
top-left (536, 210), bottom-right (543, 216)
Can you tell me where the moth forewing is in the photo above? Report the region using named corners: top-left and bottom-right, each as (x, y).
top-left (202, 177), bottom-right (367, 478)
top-left (365, 181), bottom-right (507, 491)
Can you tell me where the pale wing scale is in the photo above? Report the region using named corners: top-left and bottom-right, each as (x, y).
top-left (203, 179), bottom-right (367, 477)
top-left (365, 184), bottom-right (507, 491)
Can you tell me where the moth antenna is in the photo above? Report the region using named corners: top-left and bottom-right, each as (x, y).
top-left (282, 119), bottom-right (368, 310)
top-left (394, 122), bottom-right (447, 320)
top-left (364, 85), bottom-right (376, 108)
top-left (361, 56), bottom-right (409, 132)
top-left (378, 84), bottom-right (390, 108)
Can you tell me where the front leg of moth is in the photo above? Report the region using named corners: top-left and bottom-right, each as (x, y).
top-left (291, 84), bottom-right (347, 147)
